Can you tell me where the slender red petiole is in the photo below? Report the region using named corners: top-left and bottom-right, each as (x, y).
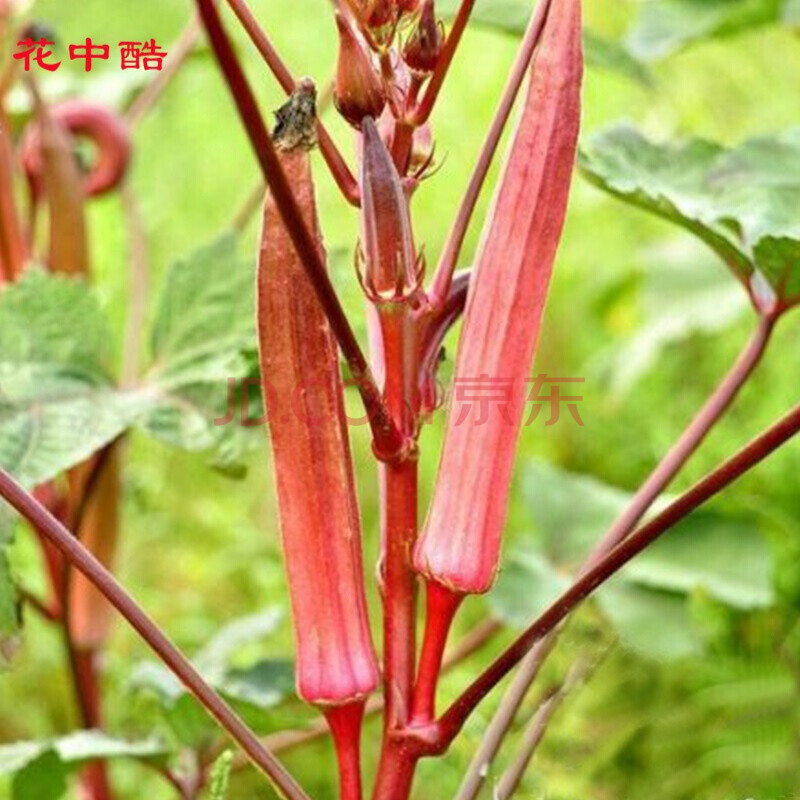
top-left (429, 0), bottom-right (552, 307)
top-left (410, 0), bottom-right (476, 126)
top-left (0, 468), bottom-right (310, 800)
top-left (194, 0), bottom-right (406, 460)
top-left (410, 582), bottom-right (463, 724)
top-left (226, 0), bottom-right (361, 205)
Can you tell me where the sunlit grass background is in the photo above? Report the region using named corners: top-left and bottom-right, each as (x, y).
top-left (3, 0), bottom-right (800, 797)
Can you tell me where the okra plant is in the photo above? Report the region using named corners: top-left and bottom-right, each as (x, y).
top-left (2, 0), bottom-right (800, 798)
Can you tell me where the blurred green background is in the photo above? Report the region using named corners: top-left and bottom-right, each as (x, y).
top-left (3, 0), bottom-right (800, 798)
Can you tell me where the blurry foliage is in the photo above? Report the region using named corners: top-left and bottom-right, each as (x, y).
top-left (1, 0), bottom-right (800, 798)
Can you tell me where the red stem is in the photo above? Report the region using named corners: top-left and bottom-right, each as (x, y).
top-left (410, 582), bottom-right (463, 724)
top-left (194, 0), bottom-right (405, 460)
top-left (407, 397), bottom-right (800, 753)
top-left (410, 0), bottom-right (476, 125)
top-left (80, 761), bottom-right (113, 800)
top-left (372, 300), bottom-right (421, 798)
top-left (225, 0), bottom-right (361, 205)
top-left (325, 703), bottom-right (367, 800)
top-left (380, 459), bottom-right (419, 729)
top-left (0, 468), bottom-right (310, 800)
top-left (429, 0), bottom-right (552, 306)
top-left (584, 313), bottom-right (775, 568)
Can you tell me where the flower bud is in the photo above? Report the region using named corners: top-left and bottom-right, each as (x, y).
top-left (257, 143), bottom-right (379, 706)
top-left (334, 12), bottom-right (386, 129)
top-left (358, 116), bottom-right (421, 301)
top-left (397, 0), bottom-right (419, 13)
top-left (413, 0), bottom-right (583, 595)
top-left (402, 0), bottom-right (442, 75)
top-left (364, 0), bottom-right (395, 29)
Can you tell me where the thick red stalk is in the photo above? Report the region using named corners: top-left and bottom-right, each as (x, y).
top-left (194, 0), bottom-right (405, 459)
top-left (225, 0), bottom-right (361, 205)
top-left (371, 459), bottom-right (419, 800)
top-left (325, 703), bottom-right (368, 800)
top-left (430, 0), bottom-right (553, 305)
top-left (455, 313), bottom-right (776, 799)
top-left (410, 581), bottom-right (462, 724)
top-left (420, 397), bottom-right (800, 751)
top-left (0, 468), bottom-right (310, 800)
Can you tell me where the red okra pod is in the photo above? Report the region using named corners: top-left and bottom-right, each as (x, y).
top-left (257, 140), bottom-right (379, 707)
top-left (413, 0), bottom-right (584, 595)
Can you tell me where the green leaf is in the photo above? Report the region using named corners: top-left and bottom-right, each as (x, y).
top-left (596, 581), bottom-right (704, 659)
top-left (489, 551), bottom-right (570, 628)
top-left (626, 0), bottom-right (784, 61)
top-left (221, 659), bottom-right (296, 709)
top-left (130, 609), bottom-right (294, 744)
top-left (522, 460), bottom-right (774, 608)
top-left (51, 731), bottom-right (166, 764)
top-left (607, 242), bottom-right (748, 395)
top-left (0, 731), bottom-right (166, 798)
top-left (0, 271), bottom-right (147, 486)
top-left (194, 608), bottom-right (284, 680)
top-left (149, 235), bottom-right (254, 366)
top-left (626, 513), bottom-right (773, 609)
top-left (580, 124), bottom-right (800, 306)
top-left (12, 750), bottom-right (66, 800)
top-left (583, 31), bottom-right (654, 85)
top-left (490, 460), bottom-right (774, 659)
top-left (141, 235), bottom-right (260, 468)
top-left (209, 750), bottom-right (233, 800)
top-left (437, 0), bottom-right (650, 82)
